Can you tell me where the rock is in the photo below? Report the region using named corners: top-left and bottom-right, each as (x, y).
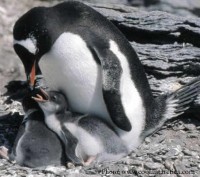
top-left (187, 133), bottom-right (198, 138)
top-left (144, 162), bottom-right (164, 170)
top-left (43, 165), bottom-right (76, 175)
top-left (144, 137), bottom-right (151, 143)
top-left (152, 156), bottom-right (162, 163)
top-left (93, 3), bottom-right (200, 95)
top-left (182, 149), bottom-right (198, 157)
top-left (166, 148), bottom-right (181, 157)
top-left (0, 105), bottom-right (6, 112)
top-left (141, 0), bottom-right (200, 18)
top-left (151, 135), bottom-right (166, 144)
top-left (184, 124), bottom-right (197, 131)
top-left (164, 160), bottom-right (174, 170)
top-left (159, 175), bottom-right (177, 177)
top-left (120, 158), bottom-right (143, 166)
top-left (194, 175), bottom-right (200, 177)
top-left (130, 160), bottom-right (143, 166)
top-left (173, 160), bottom-right (194, 177)
top-left (172, 121), bottom-right (185, 131)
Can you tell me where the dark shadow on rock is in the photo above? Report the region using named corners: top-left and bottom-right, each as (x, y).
top-left (0, 80), bottom-right (28, 148)
top-left (0, 112), bottom-right (23, 148)
top-left (3, 80), bottom-right (29, 104)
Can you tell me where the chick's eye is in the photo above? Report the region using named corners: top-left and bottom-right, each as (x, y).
top-left (52, 95), bottom-right (57, 101)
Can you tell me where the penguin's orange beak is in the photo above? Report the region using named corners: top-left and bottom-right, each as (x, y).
top-left (29, 61), bottom-right (36, 87)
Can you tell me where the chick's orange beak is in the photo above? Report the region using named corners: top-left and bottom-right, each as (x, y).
top-left (32, 88), bottom-right (49, 102)
top-left (29, 61), bottom-right (36, 87)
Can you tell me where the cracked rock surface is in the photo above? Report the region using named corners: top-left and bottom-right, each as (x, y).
top-left (0, 0), bottom-right (200, 176)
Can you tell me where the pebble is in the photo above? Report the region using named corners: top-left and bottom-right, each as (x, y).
top-left (166, 148), bottom-right (181, 157)
top-left (188, 144), bottom-right (199, 152)
top-left (121, 159), bottom-right (143, 166)
top-left (164, 160), bottom-right (174, 170)
top-left (135, 151), bottom-right (147, 157)
top-left (144, 162), bottom-right (164, 170)
top-left (194, 175), bottom-right (199, 177)
top-left (160, 175), bottom-right (177, 177)
top-left (152, 156), bottom-right (162, 163)
top-left (182, 149), bottom-right (192, 156)
top-left (152, 135), bottom-right (166, 144)
top-left (42, 165), bottom-right (69, 175)
top-left (187, 133), bottom-right (198, 138)
top-left (67, 162), bottom-right (75, 169)
top-left (174, 160), bottom-right (188, 176)
top-left (173, 122), bottom-right (185, 131)
top-left (184, 124), bottom-right (196, 131)
top-left (130, 160), bottom-right (143, 166)
top-left (144, 137), bottom-right (151, 143)
top-left (0, 105), bottom-right (6, 111)
top-left (183, 149), bottom-right (198, 157)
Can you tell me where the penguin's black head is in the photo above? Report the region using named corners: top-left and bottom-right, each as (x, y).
top-left (13, 6), bottom-right (60, 87)
top-left (32, 89), bottom-right (68, 115)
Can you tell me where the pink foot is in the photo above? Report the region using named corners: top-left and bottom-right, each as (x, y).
top-left (84, 156), bottom-right (96, 166)
top-left (0, 146), bottom-right (9, 160)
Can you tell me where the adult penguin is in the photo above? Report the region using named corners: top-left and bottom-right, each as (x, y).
top-left (13, 1), bottom-right (200, 151)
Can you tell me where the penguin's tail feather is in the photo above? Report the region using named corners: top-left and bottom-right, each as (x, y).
top-left (163, 77), bottom-right (200, 120)
top-left (141, 77), bottom-right (200, 138)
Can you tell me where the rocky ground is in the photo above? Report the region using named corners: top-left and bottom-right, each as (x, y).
top-left (0, 0), bottom-right (200, 177)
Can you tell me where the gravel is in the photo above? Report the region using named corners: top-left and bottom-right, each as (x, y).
top-left (2, 98), bottom-right (199, 176)
top-left (0, 0), bottom-right (200, 177)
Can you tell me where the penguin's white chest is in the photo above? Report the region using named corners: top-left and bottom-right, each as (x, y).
top-left (39, 32), bottom-right (110, 120)
top-left (39, 32), bottom-right (146, 150)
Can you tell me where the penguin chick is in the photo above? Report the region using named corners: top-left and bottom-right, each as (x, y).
top-left (33, 90), bottom-right (128, 166)
top-left (9, 92), bottom-right (65, 168)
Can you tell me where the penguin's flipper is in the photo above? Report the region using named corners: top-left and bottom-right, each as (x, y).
top-left (59, 127), bottom-right (83, 166)
top-left (92, 47), bottom-right (132, 131)
top-left (9, 123), bottom-right (25, 161)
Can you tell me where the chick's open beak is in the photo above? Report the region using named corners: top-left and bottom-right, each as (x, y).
top-left (32, 88), bottom-right (49, 102)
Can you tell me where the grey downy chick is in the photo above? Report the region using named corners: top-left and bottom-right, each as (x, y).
top-left (2, 92), bottom-right (66, 168)
top-left (33, 89), bottom-right (128, 166)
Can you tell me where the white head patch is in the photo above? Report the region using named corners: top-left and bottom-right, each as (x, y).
top-left (14, 37), bottom-right (37, 54)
